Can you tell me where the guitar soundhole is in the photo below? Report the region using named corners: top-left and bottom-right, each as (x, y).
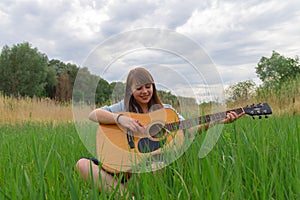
top-left (148, 123), bottom-right (166, 139)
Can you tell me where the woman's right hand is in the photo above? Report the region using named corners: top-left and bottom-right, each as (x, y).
top-left (115, 114), bottom-right (145, 134)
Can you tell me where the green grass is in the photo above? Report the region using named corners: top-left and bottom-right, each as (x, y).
top-left (1, 115), bottom-right (300, 199)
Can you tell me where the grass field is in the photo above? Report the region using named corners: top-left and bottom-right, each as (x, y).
top-left (1, 114), bottom-right (299, 199)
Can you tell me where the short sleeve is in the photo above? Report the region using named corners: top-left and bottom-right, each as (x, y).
top-left (100, 100), bottom-right (126, 113)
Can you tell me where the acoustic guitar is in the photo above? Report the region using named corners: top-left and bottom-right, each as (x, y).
top-left (96, 103), bottom-right (272, 173)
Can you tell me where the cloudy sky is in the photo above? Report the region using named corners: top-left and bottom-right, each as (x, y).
top-left (1, 0), bottom-right (300, 101)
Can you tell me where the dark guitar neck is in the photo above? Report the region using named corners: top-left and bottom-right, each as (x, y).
top-left (165, 108), bottom-right (244, 131)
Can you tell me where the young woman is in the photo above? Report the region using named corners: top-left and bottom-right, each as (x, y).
top-left (76, 67), bottom-right (243, 194)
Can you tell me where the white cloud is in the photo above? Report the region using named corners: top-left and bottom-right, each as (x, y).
top-left (61, 1), bottom-right (109, 40)
top-left (175, 0), bottom-right (300, 86)
top-left (0, 0), bottom-right (299, 89)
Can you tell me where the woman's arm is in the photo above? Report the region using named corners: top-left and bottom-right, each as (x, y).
top-left (88, 109), bottom-right (118, 124)
top-left (89, 101), bottom-right (126, 123)
top-left (88, 109), bottom-right (145, 133)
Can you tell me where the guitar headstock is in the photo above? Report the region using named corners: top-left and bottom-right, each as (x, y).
top-left (243, 103), bottom-right (272, 119)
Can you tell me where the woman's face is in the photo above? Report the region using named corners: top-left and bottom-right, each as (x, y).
top-left (132, 83), bottom-right (153, 106)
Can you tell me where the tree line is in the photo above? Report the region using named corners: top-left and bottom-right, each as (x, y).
top-left (226, 50), bottom-right (300, 102)
top-left (0, 42), bottom-right (182, 106)
top-left (0, 42), bottom-right (299, 105)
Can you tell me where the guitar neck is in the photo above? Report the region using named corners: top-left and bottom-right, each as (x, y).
top-left (165, 107), bottom-right (244, 131)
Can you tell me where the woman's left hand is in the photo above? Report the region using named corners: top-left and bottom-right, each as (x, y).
top-left (222, 111), bottom-right (244, 124)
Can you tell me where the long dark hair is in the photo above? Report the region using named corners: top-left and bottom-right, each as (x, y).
top-left (124, 67), bottom-right (162, 113)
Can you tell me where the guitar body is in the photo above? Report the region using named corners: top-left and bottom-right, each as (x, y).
top-left (96, 108), bottom-right (185, 173)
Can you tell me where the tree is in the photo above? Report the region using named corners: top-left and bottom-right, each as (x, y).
top-left (96, 78), bottom-right (112, 105)
top-left (0, 42), bottom-right (49, 97)
top-left (226, 80), bottom-right (256, 102)
top-left (72, 67), bottom-right (99, 104)
top-left (158, 90), bottom-right (180, 108)
top-left (109, 82), bottom-right (125, 104)
top-left (48, 59), bottom-right (79, 101)
top-left (55, 71), bottom-right (73, 102)
top-left (44, 65), bottom-right (56, 98)
top-left (256, 51), bottom-right (300, 88)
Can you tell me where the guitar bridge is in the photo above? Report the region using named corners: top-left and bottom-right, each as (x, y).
top-left (126, 129), bottom-right (135, 149)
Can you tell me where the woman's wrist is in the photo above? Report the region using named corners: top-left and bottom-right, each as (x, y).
top-left (116, 114), bottom-right (124, 124)
top-left (113, 113), bottom-right (124, 124)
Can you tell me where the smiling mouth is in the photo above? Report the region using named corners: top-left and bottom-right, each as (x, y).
top-left (141, 96), bottom-right (149, 99)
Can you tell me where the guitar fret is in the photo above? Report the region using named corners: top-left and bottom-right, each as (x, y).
top-left (233, 108), bottom-right (243, 115)
top-left (197, 117), bottom-right (202, 124)
top-left (218, 113), bottom-right (224, 120)
top-left (167, 123), bottom-right (175, 131)
top-left (165, 123), bottom-right (170, 131)
top-left (178, 121), bottom-right (185, 130)
top-left (205, 115), bottom-right (210, 123)
top-left (169, 122), bottom-right (179, 131)
top-left (210, 114), bottom-right (216, 122)
top-left (215, 113), bottom-right (220, 121)
top-left (216, 114), bottom-right (220, 121)
top-left (174, 122), bottom-right (179, 130)
top-left (187, 120), bottom-right (192, 128)
top-left (179, 121), bottom-right (184, 130)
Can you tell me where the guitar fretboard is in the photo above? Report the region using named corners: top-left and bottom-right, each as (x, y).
top-left (165, 108), bottom-right (244, 131)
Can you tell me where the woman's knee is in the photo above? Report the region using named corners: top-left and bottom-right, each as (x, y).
top-left (76, 158), bottom-right (99, 181)
top-left (76, 158), bottom-right (89, 171)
